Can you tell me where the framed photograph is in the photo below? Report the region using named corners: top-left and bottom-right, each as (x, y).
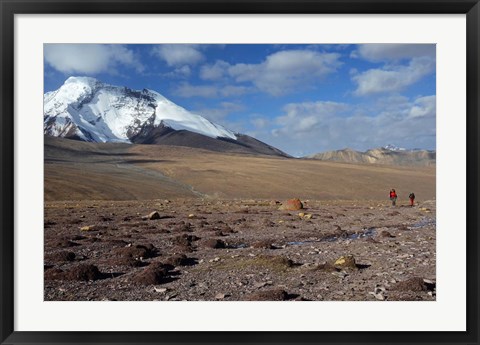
top-left (1, 0), bottom-right (479, 344)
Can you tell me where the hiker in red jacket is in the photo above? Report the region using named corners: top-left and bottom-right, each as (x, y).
top-left (389, 189), bottom-right (397, 206)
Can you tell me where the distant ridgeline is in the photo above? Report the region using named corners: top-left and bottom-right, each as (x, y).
top-left (305, 146), bottom-right (436, 167)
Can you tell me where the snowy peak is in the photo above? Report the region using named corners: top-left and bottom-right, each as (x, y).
top-left (383, 144), bottom-right (407, 152)
top-left (44, 77), bottom-right (237, 143)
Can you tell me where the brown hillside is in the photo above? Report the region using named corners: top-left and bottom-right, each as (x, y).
top-left (45, 137), bottom-right (435, 201)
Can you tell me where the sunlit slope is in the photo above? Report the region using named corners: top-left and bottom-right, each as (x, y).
top-left (45, 137), bottom-right (435, 201)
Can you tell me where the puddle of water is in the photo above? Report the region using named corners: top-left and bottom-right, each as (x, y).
top-left (410, 218), bottom-right (436, 229)
top-left (288, 228), bottom-right (377, 245)
top-left (229, 243), bottom-right (249, 249)
top-left (286, 241), bottom-right (313, 246)
top-left (347, 227), bottom-right (376, 240)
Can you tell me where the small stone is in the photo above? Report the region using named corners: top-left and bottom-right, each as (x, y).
top-left (215, 293), bottom-right (226, 299)
top-left (253, 282), bottom-right (267, 289)
top-left (333, 255), bottom-right (357, 269)
top-left (80, 225), bottom-right (95, 231)
top-left (148, 211), bottom-right (161, 220)
top-left (153, 287), bottom-right (167, 293)
top-left (188, 214), bottom-right (195, 218)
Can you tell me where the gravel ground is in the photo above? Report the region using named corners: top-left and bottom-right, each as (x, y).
top-left (44, 198), bottom-right (436, 301)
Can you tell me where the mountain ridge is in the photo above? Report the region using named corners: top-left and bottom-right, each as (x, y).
top-left (306, 146), bottom-right (435, 166)
top-left (44, 76), bottom-right (289, 157)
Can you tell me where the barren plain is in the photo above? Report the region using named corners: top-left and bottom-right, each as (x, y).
top-left (44, 137), bottom-right (436, 301)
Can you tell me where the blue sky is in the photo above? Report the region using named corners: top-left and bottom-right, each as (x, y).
top-left (44, 44), bottom-right (436, 156)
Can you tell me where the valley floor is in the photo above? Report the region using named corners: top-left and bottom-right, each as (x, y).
top-left (44, 198), bottom-right (436, 301)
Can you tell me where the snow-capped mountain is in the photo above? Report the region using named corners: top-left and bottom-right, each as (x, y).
top-left (44, 77), bottom-right (289, 157)
top-left (44, 76), bottom-right (237, 143)
top-left (383, 144), bottom-right (407, 152)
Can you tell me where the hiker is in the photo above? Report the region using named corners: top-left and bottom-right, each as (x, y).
top-left (409, 192), bottom-right (415, 207)
top-left (389, 189), bottom-right (397, 206)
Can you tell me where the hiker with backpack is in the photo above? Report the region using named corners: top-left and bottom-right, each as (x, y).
top-left (389, 189), bottom-right (397, 206)
top-left (409, 192), bottom-right (415, 207)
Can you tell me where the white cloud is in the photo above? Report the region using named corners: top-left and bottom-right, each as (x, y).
top-left (44, 44), bottom-right (144, 74)
top-left (352, 57), bottom-right (435, 96)
top-left (194, 102), bottom-right (245, 124)
top-left (152, 44), bottom-right (204, 67)
top-left (175, 82), bottom-right (218, 98)
top-left (408, 95), bottom-right (436, 118)
top-left (353, 44), bottom-right (435, 62)
top-left (250, 96), bottom-right (436, 155)
top-left (200, 60), bottom-right (229, 80)
top-left (228, 50), bottom-right (342, 96)
top-left (174, 82), bottom-right (251, 98)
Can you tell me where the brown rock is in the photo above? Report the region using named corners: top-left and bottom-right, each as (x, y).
top-left (203, 239), bottom-right (226, 249)
top-left (392, 277), bottom-right (427, 291)
top-left (115, 243), bottom-right (157, 260)
top-left (46, 251), bottom-right (76, 262)
top-left (133, 262), bottom-right (170, 285)
top-left (64, 264), bottom-right (102, 281)
top-left (278, 198), bottom-right (303, 211)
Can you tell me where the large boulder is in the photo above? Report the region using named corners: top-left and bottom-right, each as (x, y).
top-left (278, 198), bottom-right (303, 211)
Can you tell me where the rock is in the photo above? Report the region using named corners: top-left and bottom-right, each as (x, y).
top-left (215, 293), bottom-right (228, 299)
top-left (115, 243), bottom-right (157, 260)
top-left (133, 262), bottom-right (170, 285)
top-left (64, 264), bottom-right (102, 281)
top-left (303, 214), bottom-right (313, 220)
top-left (148, 211), bottom-right (161, 220)
top-left (253, 281), bottom-right (271, 289)
top-left (164, 254), bottom-right (196, 267)
top-left (278, 198), bottom-right (303, 211)
top-left (153, 287), bottom-right (167, 293)
top-left (333, 255), bottom-right (357, 269)
top-left (172, 234), bottom-right (199, 246)
top-left (46, 251), bottom-right (76, 262)
top-left (203, 238), bottom-right (226, 249)
top-left (392, 277), bottom-right (428, 291)
top-left (80, 225), bottom-right (95, 231)
top-left (380, 230), bottom-right (395, 238)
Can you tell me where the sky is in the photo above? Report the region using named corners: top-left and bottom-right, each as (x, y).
top-left (44, 44), bottom-right (436, 157)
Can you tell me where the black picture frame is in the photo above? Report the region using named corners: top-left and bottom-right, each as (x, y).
top-left (1, 1), bottom-right (479, 344)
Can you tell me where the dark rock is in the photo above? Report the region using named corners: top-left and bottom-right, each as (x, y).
top-left (46, 251), bottom-right (76, 262)
top-left (115, 243), bottom-right (157, 260)
top-left (203, 239), bottom-right (226, 249)
top-left (392, 277), bottom-right (428, 291)
top-left (148, 211), bottom-right (161, 220)
top-left (64, 264), bottom-right (102, 281)
top-left (164, 254), bottom-right (197, 267)
top-left (133, 262), bottom-right (170, 285)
